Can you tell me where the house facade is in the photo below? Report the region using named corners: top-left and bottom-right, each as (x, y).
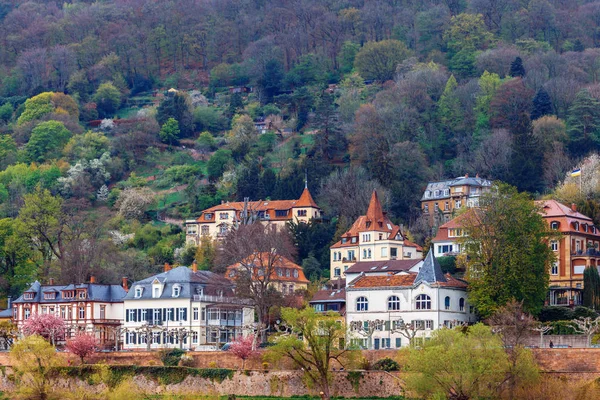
top-left (122, 264), bottom-right (254, 351)
top-left (12, 277), bottom-right (127, 347)
top-left (537, 200), bottom-right (600, 306)
top-left (431, 200), bottom-right (600, 307)
top-left (184, 187), bottom-right (321, 245)
top-left (226, 253), bottom-right (310, 294)
top-left (421, 175), bottom-right (491, 227)
top-left (345, 251), bottom-right (473, 349)
top-left (330, 191), bottom-right (422, 280)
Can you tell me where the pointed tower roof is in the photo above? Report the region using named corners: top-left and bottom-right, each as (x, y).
top-left (366, 190), bottom-right (385, 222)
top-left (415, 250), bottom-right (447, 285)
top-left (296, 187), bottom-right (319, 208)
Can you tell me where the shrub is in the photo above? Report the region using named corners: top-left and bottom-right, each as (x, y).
top-left (179, 354), bottom-right (195, 367)
top-left (539, 306), bottom-right (574, 322)
top-left (159, 348), bottom-right (186, 366)
top-left (372, 357), bottom-right (400, 372)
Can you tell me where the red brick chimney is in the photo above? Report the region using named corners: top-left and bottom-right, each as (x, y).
top-left (571, 203), bottom-right (577, 212)
top-left (49, 278), bottom-right (54, 285)
top-left (164, 262), bottom-right (171, 272)
top-left (191, 261), bottom-right (198, 273)
top-left (122, 277), bottom-right (128, 292)
top-left (465, 173), bottom-right (469, 178)
top-left (90, 276), bottom-right (96, 284)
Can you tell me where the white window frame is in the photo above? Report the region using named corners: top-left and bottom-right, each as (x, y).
top-left (134, 287), bottom-right (143, 298)
top-left (387, 296), bottom-right (400, 311)
top-left (356, 296), bottom-right (368, 312)
top-left (415, 294), bottom-right (431, 310)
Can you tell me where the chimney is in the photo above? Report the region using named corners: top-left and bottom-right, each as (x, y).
top-left (571, 203), bottom-right (577, 212)
top-left (122, 277), bottom-right (129, 292)
top-left (49, 278), bottom-right (54, 285)
top-left (164, 262), bottom-right (171, 272)
top-left (7, 296), bottom-right (11, 309)
top-left (192, 261), bottom-right (198, 273)
top-left (465, 173), bottom-right (469, 178)
top-left (476, 173), bottom-right (479, 178)
top-left (90, 275), bottom-right (96, 284)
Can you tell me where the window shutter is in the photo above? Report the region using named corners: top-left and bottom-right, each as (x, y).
top-left (137, 309), bottom-right (141, 322)
top-left (384, 321), bottom-right (390, 331)
top-left (147, 309), bottom-right (152, 322)
top-left (183, 308), bottom-right (187, 321)
top-left (175, 308), bottom-right (180, 321)
top-left (126, 310), bottom-right (129, 322)
top-left (132, 332), bottom-right (137, 344)
top-left (162, 308), bottom-right (166, 321)
top-left (170, 308), bottom-right (175, 321)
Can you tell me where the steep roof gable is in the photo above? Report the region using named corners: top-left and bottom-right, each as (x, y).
top-left (415, 250), bottom-right (447, 285)
top-left (296, 187), bottom-right (319, 208)
top-left (366, 190), bottom-right (385, 223)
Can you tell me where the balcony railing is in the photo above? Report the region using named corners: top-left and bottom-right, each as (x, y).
top-left (193, 294), bottom-right (253, 306)
top-left (571, 249), bottom-right (600, 257)
top-left (341, 257), bottom-right (357, 263)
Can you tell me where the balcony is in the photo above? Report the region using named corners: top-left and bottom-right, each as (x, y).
top-left (207, 319), bottom-right (243, 327)
top-left (193, 294), bottom-right (253, 306)
top-left (341, 257), bottom-right (357, 263)
top-left (571, 249), bottom-right (600, 257)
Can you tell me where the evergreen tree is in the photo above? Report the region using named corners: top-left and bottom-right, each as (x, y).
top-left (583, 265), bottom-right (600, 310)
top-left (236, 162), bottom-right (264, 201)
top-left (509, 113), bottom-right (543, 193)
top-left (228, 93), bottom-right (244, 117)
top-left (437, 75), bottom-right (462, 158)
top-left (301, 253), bottom-right (322, 281)
top-left (509, 57), bottom-right (526, 77)
top-left (312, 92), bottom-right (345, 160)
top-left (567, 89), bottom-right (600, 156)
top-left (156, 92), bottom-right (194, 137)
top-left (261, 168), bottom-right (277, 198)
top-left (531, 87), bottom-right (553, 120)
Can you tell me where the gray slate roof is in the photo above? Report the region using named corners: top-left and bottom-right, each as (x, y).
top-left (421, 176), bottom-right (491, 201)
top-left (344, 259), bottom-right (421, 274)
top-left (13, 281), bottom-right (127, 304)
top-left (124, 266), bottom-right (235, 301)
top-left (415, 250), bottom-right (447, 285)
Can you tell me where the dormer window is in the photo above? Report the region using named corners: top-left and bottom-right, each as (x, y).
top-left (78, 290), bottom-right (86, 299)
top-left (574, 222), bottom-right (580, 231)
top-left (584, 224), bottom-right (588, 232)
top-left (172, 285), bottom-right (181, 298)
top-left (134, 287), bottom-right (143, 298)
top-left (277, 268), bottom-right (283, 277)
top-left (204, 213), bottom-right (213, 220)
top-left (24, 293), bottom-right (34, 300)
top-left (293, 270), bottom-right (299, 278)
top-left (43, 292), bottom-right (56, 300)
top-left (551, 221), bottom-right (559, 230)
top-left (351, 237), bottom-right (357, 244)
top-left (341, 238), bottom-right (347, 244)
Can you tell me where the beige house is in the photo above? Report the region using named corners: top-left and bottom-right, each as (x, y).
top-left (330, 191), bottom-right (422, 280)
top-left (185, 187), bottom-right (321, 245)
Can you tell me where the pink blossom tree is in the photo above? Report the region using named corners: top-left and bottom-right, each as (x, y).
top-left (229, 334), bottom-right (256, 369)
top-left (65, 333), bottom-right (97, 364)
top-left (22, 313), bottom-right (65, 345)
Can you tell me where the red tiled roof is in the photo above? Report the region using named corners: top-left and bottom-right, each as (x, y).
top-left (296, 187), bottom-right (319, 208)
top-left (332, 190), bottom-right (406, 247)
top-left (197, 190), bottom-right (320, 223)
top-left (352, 274), bottom-right (417, 288)
top-left (404, 240), bottom-right (423, 251)
top-left (351, 272), bottom-right (467, 289)
top-left (226, 253), bottom-right (310, 284)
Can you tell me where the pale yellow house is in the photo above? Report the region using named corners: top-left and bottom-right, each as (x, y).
top-left (330, 191), bottom-right (422, 280)
top-left (185, 187), bottom-right (321, 245)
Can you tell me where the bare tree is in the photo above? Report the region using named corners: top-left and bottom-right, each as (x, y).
top-left (135, 323), bottom-right (166, 351)
top-left (349, 319), bottom-right (384, 349)
top-left (318, 167), bottom-right (391, 221)
top-left (572, 316), bottom-right (600, 348)
top-left (532, 323), bottom-right (552, 348)
top-left (391, 318), bottom-right (423, 347)
top-left (217, 223), bottom-right (295, 342)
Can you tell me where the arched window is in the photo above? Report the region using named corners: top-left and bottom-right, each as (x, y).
top-left (356, 296), bottom-right (368, 311)
top-left (444, 296), bottom-right (450, 310)
top-left (367, 249), bottom-right (372, 259)
top-left (134, 286), bottom-right (143, 298)
top-left (574, 222), bottom-right (579, 231)
top-left (387, 296), bottom-right (400, 311)
top-left (550, 221), bottom-right (559, 230)
top-left (459, 298), bottom-right (465, 312)
top-left (415, 294), bottom-right (431, 310)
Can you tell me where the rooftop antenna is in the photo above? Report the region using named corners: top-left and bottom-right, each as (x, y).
top-left (304, 169), bottom-right (308, 189)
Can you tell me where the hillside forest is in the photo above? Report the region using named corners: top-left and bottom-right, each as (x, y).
top-left (2, 0), bottom-right (600, 300)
